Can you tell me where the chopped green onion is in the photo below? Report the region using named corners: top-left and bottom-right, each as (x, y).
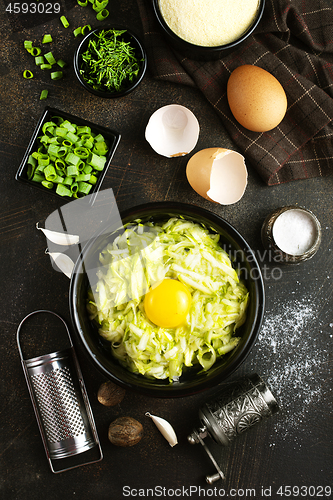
top-left (65, 152), bottom-right (81, 166)
top-left (42, 180), bottom-right (54, 189)
top-left (73, 27), bottom-right (82, 37)
top-left (77, 125), bottom-right (91, 135)
top-left (82, 165), bottom-right (92, 174)
top-left (78, 181), bottom-right (92, 195)
top-left (71, 182), bottom-right (79, 193)
top-left (55, 158), bottom-right (66, 170)
top-left (32, 173), bottom-right (45, 183)
top-left (40, 63), bottom-right (52, 70)
top-left (44, 165), bottom-right (57, 181)
top-left (56, 184), bottom-right (72, 197)
top-left (62, 120), bottom-right (76, 133)
top-left (26, 116), bottom-right (109, 197)
top-left (96, 8), bottom-right (109, 20)
top-left (35, 56), bottom-right (45, 66)
top-left (60, 15), bottom-right (69, 28)
top-left (77, 0), bottom-right (88, 5)
top-left (82, 25), bottom-right (92, 35)
top-left (24, 40), bottom-right (33, 51)
top-left (93, 0), bottom-right (108, 12)
top-left (66, 131), bottom-right (79, 143)
top-left (51, 71), bottom-right (63, 80)
top-left (57, 59), bottom-right (67, 68)
top-left (23, 70), bottom-right (34, 79)
top-left (64, 176), bottom-right (74, 186)
top-left (40, 90), bottom-right (49, 100)
top-left (74, 147), bottom-right (89, 159)
top-left (67, 165), bottom-right (79, 177)
top-left (93, 141), bottom-right (108, 155)
top-left (88, 153), bottom-right (106, 171)
top-left (75, 173), bottom-right (91, 182)
top-left (55, 127), bottom-right (67, 138)
top-left (42, 34), bottom-right (53, 44)
top-left (27, 159), bottom-right (36, 179)
top-left (30, 47), bottom-right (41, 56)
top-left (48, 144), bottom-right (60, 156)
top-left (44, 51), bottom-right (56, 65)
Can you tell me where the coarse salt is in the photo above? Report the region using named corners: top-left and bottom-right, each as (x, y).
top-left (272, 209), bottom-right (317, 256)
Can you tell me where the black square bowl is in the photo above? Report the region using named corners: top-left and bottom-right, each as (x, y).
top-left (15, 106), bottom-right (121, 200)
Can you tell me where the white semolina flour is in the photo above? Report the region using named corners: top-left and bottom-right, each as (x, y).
top-left (158, 0), bottom-right (260, 46)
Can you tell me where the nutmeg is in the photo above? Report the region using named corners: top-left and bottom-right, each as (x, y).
top-left (108, 417), bottom-right (143, 447)
top-left (97, 380), bottom-right (126, 406)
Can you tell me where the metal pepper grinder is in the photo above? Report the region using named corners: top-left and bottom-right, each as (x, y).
top-left (188, 374), bottom-right (279, 484)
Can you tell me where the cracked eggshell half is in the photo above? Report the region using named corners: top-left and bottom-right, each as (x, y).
top-left (145, 104), bottom-right (199, 157)
top-left (186, 148), bottom-right (248, 205)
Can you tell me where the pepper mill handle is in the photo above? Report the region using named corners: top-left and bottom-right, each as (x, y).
top-left (188, 428), bottom-right (225, 483)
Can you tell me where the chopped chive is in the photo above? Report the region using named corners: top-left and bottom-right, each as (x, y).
top-left (79, 29), bottom-right (141, 92)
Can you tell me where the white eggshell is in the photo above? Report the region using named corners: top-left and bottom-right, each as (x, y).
top-left (145, 104), bottom-right (199, 157)
top-left (186, 148), bottom-right (248, 205)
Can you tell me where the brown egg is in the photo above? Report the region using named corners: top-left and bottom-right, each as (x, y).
top-left (227, 65), bottom-right (287, 132)
top-left (186, 147), bottom-right (248, 205)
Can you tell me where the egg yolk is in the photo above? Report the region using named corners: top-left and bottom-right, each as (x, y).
top-left (144, 279), bottom-right (191, 328)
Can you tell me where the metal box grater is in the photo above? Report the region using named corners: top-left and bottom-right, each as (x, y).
top-left (17, 310), bottom-right (103, 473)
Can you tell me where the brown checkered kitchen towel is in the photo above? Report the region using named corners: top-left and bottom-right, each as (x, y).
top-left (137, 0), bottom-right (333, 185)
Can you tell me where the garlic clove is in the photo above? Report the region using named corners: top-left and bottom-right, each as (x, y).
top-left (36, 222), bottom-right (79, 246)
top-left (45, 249), bottom-right (75, 279)
top-left (145, 412), bottom-right (178, 447)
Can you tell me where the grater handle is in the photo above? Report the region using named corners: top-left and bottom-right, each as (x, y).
top-left (17, 309), bottom-right (73, 360)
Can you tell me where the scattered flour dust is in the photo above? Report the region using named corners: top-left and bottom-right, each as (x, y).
top-left (249, 297), bottom-right (330, 445)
